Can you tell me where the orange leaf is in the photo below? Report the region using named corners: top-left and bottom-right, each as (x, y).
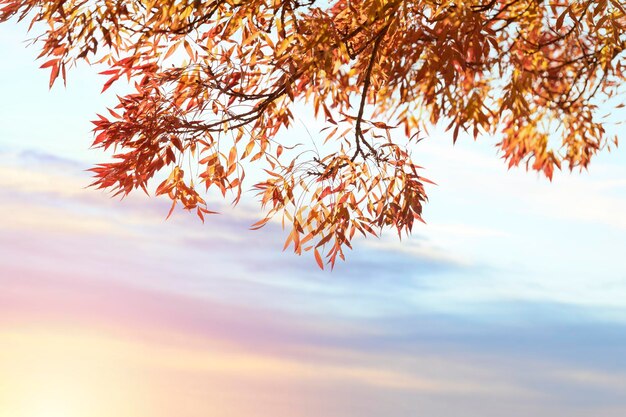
top-left (314, 248), bottom-right (324, 269)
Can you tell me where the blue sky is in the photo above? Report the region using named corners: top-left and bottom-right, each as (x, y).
top-left (1, 20), bottom-right (626, 417)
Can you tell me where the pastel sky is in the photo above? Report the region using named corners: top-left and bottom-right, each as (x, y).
top-left (1, 21), bottom-right (626, 417)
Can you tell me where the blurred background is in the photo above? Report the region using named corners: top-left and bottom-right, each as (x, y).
top-left (1, 22), bottom-right (626, 417)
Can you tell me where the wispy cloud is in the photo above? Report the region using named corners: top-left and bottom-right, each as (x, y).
top-left (2, 147), bottom-right (626, 417)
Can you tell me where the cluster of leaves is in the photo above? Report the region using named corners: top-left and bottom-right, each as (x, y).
top-left (1, 0), bottom-right (624, 267)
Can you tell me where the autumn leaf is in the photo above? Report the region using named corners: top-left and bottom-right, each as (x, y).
top-left (2, 0), bottom-right (624, 267)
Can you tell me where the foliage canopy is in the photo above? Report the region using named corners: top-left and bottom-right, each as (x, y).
top-left (1, 0), bottom-right (624, 267)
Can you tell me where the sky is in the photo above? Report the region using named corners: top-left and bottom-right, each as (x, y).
top-left (1, 20), bottom-right (626, 417)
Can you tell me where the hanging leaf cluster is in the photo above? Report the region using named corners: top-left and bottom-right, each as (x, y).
top-left (1, 0), bottom-right (624, 267)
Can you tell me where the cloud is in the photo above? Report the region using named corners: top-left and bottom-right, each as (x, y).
top-left (2, 153), bottom-right (626, 417)
top-left (3, 258), bottom-right (626, 417)
top-left (0, 147), bottom-right (470, 296)
top-left (418, 135), bottom-right (626, 231)
top-left (553, 369), bottom-right (626, 398)
top-left (4, 145), bottom-right (626, 319)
